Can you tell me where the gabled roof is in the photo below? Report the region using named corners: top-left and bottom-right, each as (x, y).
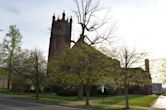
top-left (72, 40), bottom-right (120, 66)
top-left (124, 67), bottom-right (145, 72)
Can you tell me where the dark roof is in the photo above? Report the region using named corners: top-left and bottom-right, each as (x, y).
top-left (124, 67), bottom-right (145, 72)
top-left (72, 41), bottom-right (120, 66)
top-left (123, 67), bottom-right (147, 74)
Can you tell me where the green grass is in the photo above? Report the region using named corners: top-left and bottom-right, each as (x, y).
top-left (101, 95), bottom-right (158, 107)
top-left (13, 96), bottom-right (66, 105)
top-left (0, 89), bottom-right (110, 101)
top-left (0, 89), bottom-right (66, 105)
top-left (163, 92), bottom-right (166, 96)
top-left (37, 94), bottom-right (113, 101)
top-left (80, 105), bottom-right (145, 110)
top-left (36, 93), bottom-right (79, 101)
top-left (0, 88), bottom-right (31, 95)
top-left (0, 89), bottom-right (158, 109)
top-left (0, 88), bottom-right (19, 94)
top-left (0, 89), bottom-right (78, 101)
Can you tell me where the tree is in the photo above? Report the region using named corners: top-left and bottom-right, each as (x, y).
top-left (72, 0), bottom-right (113, 45)
top-left (13, 49), bottom-right (47, 99)
top-left (99, 47), bottom-right (149, 109)
top-left (72, 0), bottom-right (114, 99)
top-left (11, 50), bottom-right (32, 91)
top-left (48, 44), bottom-right (120, 105)
top-left (0, 68), bottom-right (8, 89)
top-left (114, 48), bottom-right (146, 109)
top-left (0, 43), bottom-right (4, 65)
top-left (159, 60), bottom-right (166, 83)
top-left (2, 25), bottom-right (22, 89)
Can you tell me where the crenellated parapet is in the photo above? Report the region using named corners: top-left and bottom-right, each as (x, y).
top-left (52, 12), bottom-right (72, 26)
top-left (48, 12), bottom-right (72, 58)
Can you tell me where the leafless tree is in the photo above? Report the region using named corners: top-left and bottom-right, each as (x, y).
top-left (120, 48), bottom-right (145, 109)
top-left (118, 48), bottom-right (146, 110)
top-left (72, 0), bottom-right (115, 99)
top-left (99, 47), bottom-right (147, 109)
top-left (72, 0), bottom-right (114, 45)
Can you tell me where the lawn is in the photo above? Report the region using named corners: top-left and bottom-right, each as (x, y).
top-left (101, 95), bottom-right (158, 107)
top-left (0, 88), bottom-right (27, 95)
top-left (36, 93), bottom-right (79, 101)
top-left (80, 105), bottom-right (145, 110)
top-left (0, 88), bottom-right (108, 101)
top-left (0, 89), bottom-right (158, 109)
top-left (13, 96), bottom-right (66, 105)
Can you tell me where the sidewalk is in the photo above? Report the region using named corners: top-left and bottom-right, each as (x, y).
top-left (64, 100), bottom-right (151, 110)
top-left (151, 95), bottom-right (166, 110)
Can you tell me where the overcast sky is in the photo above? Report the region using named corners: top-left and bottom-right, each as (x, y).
top-left (0, 0), bottom-right (166, 83)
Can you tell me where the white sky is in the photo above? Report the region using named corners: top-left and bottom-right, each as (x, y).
top-left (0, 0), bottom-right (166, 83)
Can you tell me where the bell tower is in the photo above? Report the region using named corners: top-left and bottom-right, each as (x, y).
top-left (48, 12), bottom-right (72, 58)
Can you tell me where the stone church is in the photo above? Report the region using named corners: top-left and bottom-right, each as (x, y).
top-left (47, 12), bottom-right (152, 95)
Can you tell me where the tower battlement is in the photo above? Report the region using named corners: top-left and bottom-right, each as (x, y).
top-left (48, 12), bottom-right (72, 58)
top-left (52, 12), bottom-right (72, 26)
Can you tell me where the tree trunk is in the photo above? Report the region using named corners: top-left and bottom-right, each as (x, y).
top-left (124, 54), bottom-right (129, 110)
top-left (85, 85), bottom-right (90, 106)
top-left (124, 72), bottom-right (129, 110)
top-left (35, 71), bottom-right (39, 100)
top-left (77, 83), bottom-right (83, 99)
top-left (148, 85), bottom-right (151, 95)
top-left (7, 51), bottom-right (14, 90)
top-left (7, 76), bottom-right (11, 89)
top-left (2, 78), bottom-right (5, 89)
top-left (35, 85), bottom-right (39, 100)
top-left (7, 69), bottom-right (11, 90)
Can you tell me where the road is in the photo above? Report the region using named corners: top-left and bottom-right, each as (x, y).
top-left (0, 94), bottom-right (86, 110)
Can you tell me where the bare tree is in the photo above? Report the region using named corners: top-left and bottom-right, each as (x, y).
top-left (118, 48), bottom-right (146, 109)
top-left (72, 0), bottom-right (114, 99)
top-left (120, 48), bottom-right (144, 109)
top-left (99, 47), bottom-right (147, 109)
top-left (26, 49), bottom-right (46, 100)
top-left (72, 0), bottom-right (114, 45)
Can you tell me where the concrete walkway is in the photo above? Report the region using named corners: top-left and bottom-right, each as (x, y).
top-left (65, 100), bottom-right (151, 110)
top-left (151, 95), bottom-right (166, 110)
